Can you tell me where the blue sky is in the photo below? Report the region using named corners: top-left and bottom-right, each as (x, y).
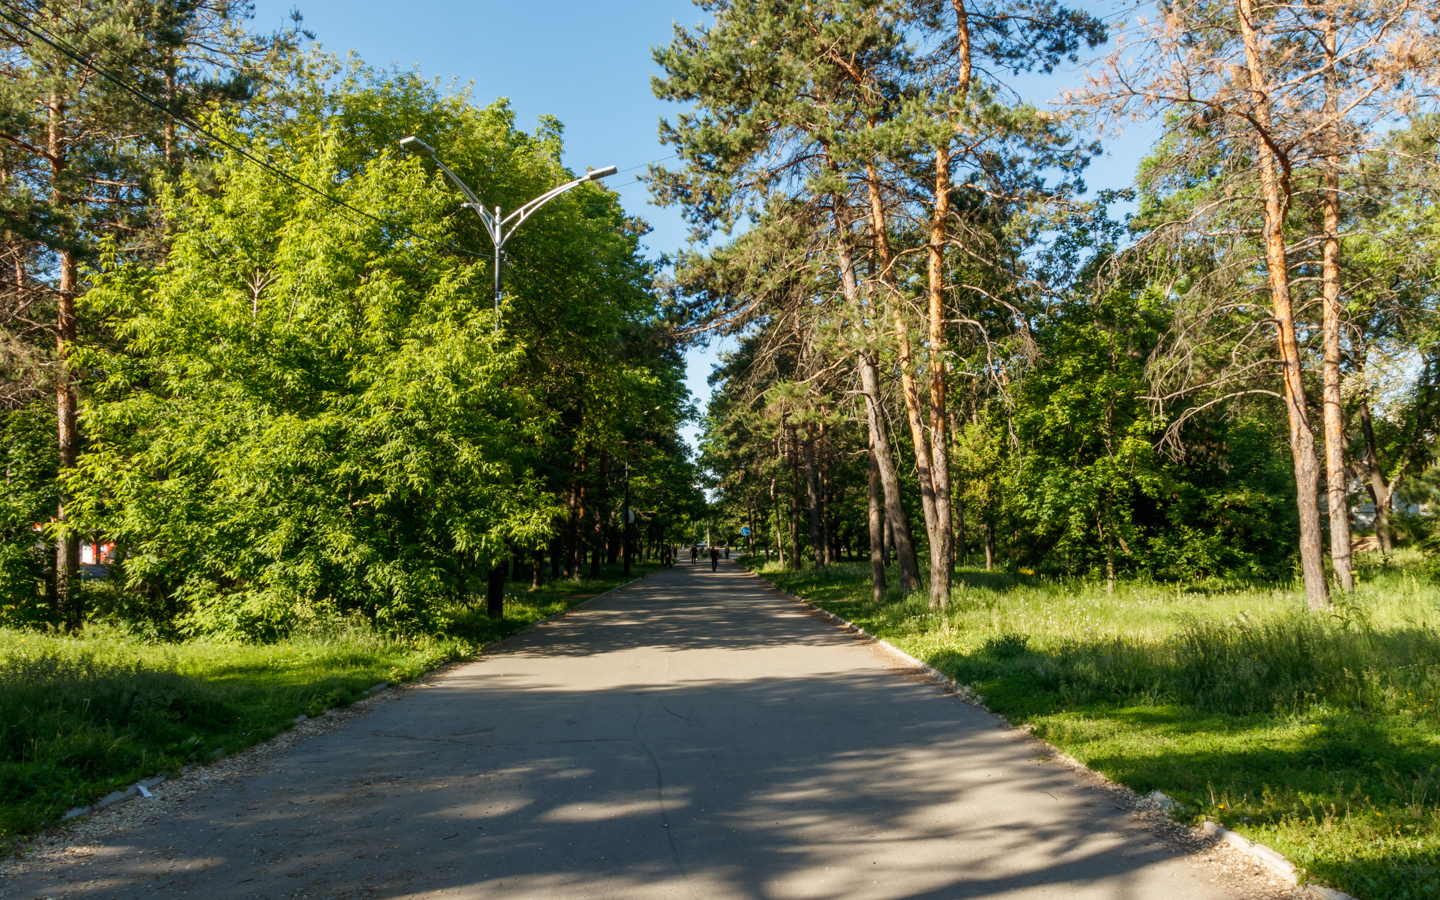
top-left (250, 0), bottom-right (1154, 453)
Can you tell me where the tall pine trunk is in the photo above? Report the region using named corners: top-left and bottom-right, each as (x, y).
top-left (868, 433), bottom-right (888, 602)
top-left (770, 471), bottom-right (785, 567)
top-left (829, 185), bottom-right (921, 593)
top-left (915, 0), bottom-right (974, 609)
top-left (857, 353), bottom-right (921, 591)
top-left (925, 142), bottom-right (954, 609)
top-left (864, 164), bottom-right (941, 568)
top-left (803, 424), bottom-right (825, 567)
top-left (1358, 396), bottom-right (1396, 553)
top-left (788, 427), bottom-right (801, 568)
top-left (49, 93), bottom-right (81, 632)
top-left (591, 453), bottom-right (607, 578)
top-left (1238, 0), bottom-right (1329, 610)
top-left (1320, 8), bottom-right (1354, 591)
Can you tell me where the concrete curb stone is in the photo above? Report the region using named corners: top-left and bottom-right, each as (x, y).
top-left (743, 565), bottom-right (1361, 900)
top-left (62, 775), bottom-right (166, 821)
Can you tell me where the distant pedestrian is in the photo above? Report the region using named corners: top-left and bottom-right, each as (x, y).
top-left (661, 546), bottom-right (672, 568)
top-left (710, 546), bottom-right (720, 571)
top-left (690, 545), bottom-right (698, 565)
top-left (724, 545), bottom-right (730, 560)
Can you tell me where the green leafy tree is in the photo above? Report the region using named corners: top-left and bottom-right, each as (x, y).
top-left (70, 68), bottom-right (679, 638)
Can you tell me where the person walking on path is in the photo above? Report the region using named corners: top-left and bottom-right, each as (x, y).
top-left (661, 545), bottom-right (672, 568)
top-left (710, 546), bottom-right (720, 571)
top-left (690, 545), bottom-right (698, 565)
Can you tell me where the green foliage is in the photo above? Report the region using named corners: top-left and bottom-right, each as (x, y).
top-left (61, 67), bottom-right (675, 639)
top-left (0, 402), bottom-right (58, 627)
top-left (950, 282), bottom-right (1300, 580)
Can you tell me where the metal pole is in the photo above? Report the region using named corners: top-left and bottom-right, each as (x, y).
top-left (493, 205), bottom-right (503, 334)
top-left (399, 139), bottom-right (614, 338)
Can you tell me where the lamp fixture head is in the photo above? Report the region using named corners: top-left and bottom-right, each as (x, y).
top-left (399, 136), bottom-right (435, 159)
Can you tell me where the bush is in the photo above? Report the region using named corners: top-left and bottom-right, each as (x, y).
top-left (0, 402), bottom-right (58, 628)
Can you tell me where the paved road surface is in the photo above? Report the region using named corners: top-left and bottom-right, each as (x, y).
top-left (5, 561), bottom-right (1260, 899)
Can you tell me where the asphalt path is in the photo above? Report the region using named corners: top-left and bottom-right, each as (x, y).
top-left (5, 560), bottom-right (1262, 899)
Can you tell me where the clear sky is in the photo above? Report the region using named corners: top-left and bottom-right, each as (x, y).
top-left (248, 0), bottom-right (1153, 454)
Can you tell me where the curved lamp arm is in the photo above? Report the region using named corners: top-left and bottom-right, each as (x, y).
top-left (400, 136), bottom-right (495, 231)
top-left (400, 137), bottom-right (616, 333)
top-left (499, 165), bottom-right (619, 245)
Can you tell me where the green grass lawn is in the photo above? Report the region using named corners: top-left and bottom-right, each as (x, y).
top-left (746, 553), bottom-right (1440, 900)
top-left (0, 562), bottom-right (656, 850)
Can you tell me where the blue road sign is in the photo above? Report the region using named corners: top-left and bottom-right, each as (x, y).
top-left (740, 526), bottom-right (751, 536)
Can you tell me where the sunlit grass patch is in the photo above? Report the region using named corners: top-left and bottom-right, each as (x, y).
top-left (0, 562), bottom-right (657, 849)
top-left (745, 553), bottom-right (1440, 900)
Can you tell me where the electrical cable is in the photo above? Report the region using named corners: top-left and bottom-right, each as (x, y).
top-left (0, 2), bottom-right (478, 255)
top-left (0, 4), bottom-right (686, 255)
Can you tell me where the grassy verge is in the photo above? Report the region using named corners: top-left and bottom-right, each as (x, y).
top-left (0, 561), bottom-right (656, 849)
top-left (745, 554), bottom-right (1440, 900)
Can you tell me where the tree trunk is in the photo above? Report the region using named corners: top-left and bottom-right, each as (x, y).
top-left (925, 138), bottom-right (955, 610)
top-left (55, 249), bottom-right (79, 632)
top-left (827, 185), bottom-right (922, 591)
top-left (589, 453), bottom-right (606, 578)
top-left (486, 564), bottom-right (505, 620)
top-left (858, 352), bottom-right (923, 592)
top-left (868, 433), bottom-right (888, 602)
top-left (1358, 395), bottom-right (1395, 553)
top-left (748, 506), bottom-right (757, 558)
top-left (819, 421), bottom-right (835, 564)
top-left (1238, 0), bottom-right (1329, 610)
top-left (984, 519), bottom-right (995, 572)
top-left (1101, 501), bottom-right (1116, 595)
top-left (1320, 8), bottom-right (1354, 591)
top-left (864, 164), bottom-right (941, 574)
top-left (532, 546), bottom-right (544, 590)
top-left (788, 427), bottom-right (802, 569)
top-left (954, 494), bottom-right (965, 569)
top-left (771, 472), bottom-right (785, 568)
top-left (48, 90), bottom-right (80, 632)
top-left (802, 424), bottom-right (825, 568)
top-left (567, 479), bottom-right (581, 577)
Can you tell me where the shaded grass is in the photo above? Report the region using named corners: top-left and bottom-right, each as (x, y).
top-left (0, 562), bottom-right (656, 848)
top-left (747, 553), bottom-right (1440, 900)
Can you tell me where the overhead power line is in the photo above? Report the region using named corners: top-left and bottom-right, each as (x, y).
top-left (0, 3), bottom-right (476, 255)
top-left (0, 3), bottom-right (685, 257)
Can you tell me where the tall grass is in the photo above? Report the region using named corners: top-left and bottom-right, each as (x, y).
top-left (0, 622), bottom-right (468, 840)
top-left (950, 614), bottom-right (1440, 719)
top-left (0, 561), bottom-right (657, 846)
top-left (751, 553), bottom-right (1440, 900)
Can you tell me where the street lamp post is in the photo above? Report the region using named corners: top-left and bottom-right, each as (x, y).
top-left (399, 136), bottom-right (616, 332)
